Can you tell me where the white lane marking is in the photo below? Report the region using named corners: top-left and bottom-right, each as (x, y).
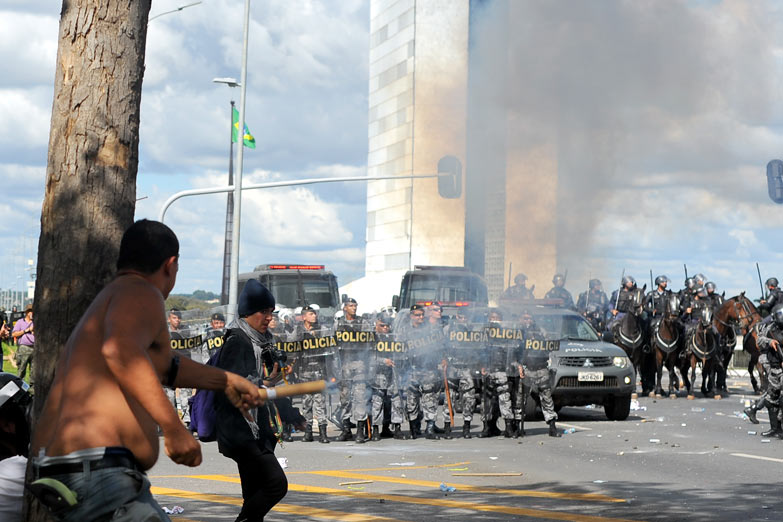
top-left (731, 453), bottom-right (783, 464)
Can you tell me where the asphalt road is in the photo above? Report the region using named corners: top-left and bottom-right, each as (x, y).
top-left (149, 373), bottom-right (782, 522)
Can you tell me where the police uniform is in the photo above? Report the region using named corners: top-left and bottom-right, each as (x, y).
top-left (749, 316), bottom-right (783, 437)
top-left (577, 284), bottom-right (609, 332)
top-left (479, 318), bottom-right (518, 438)
top-left (403, 320), bottom-right (446, 439)
top-left (445, 317), bottom-right (481, 438)
top-left (334, 309), bottom-right (373, 442)
top-left (545, 287), bottom-right (575, 310)
top-left (294, 311), bottom-right (331, 443)
top-left (371, 322), bottom-right (406, 439)
top-left (520, 320), bottom-right (561, 437)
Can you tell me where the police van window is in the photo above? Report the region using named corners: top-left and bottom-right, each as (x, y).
top-left (407, 274), bottom-right (483, 304)
top-left (268, 276), bottom-right (300, 308)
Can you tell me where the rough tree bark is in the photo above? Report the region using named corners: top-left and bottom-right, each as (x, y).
top-left (25, 1), bottom-right (152, 520)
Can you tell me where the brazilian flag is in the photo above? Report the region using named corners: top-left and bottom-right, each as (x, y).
top-left (231, 107), bottom-right (256, 149)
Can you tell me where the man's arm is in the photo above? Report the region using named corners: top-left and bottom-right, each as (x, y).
top-left (174, 355), bottom-right (262, 412)
top-left (101, 285), bottom-right (202, 466)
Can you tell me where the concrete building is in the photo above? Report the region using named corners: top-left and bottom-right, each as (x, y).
top-left (343, 0), bottom-right (558, 312)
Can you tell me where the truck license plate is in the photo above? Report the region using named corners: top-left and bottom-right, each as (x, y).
top-left (578, 371), bottom-right (604, 382)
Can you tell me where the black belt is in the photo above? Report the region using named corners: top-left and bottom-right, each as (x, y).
top-left (37, 452), bottom-right (140, 478)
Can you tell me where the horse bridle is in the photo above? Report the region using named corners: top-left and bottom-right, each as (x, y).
top-left (715, 297), bottom-right (759, 335)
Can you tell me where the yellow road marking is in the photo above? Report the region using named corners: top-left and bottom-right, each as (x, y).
top-left (731, 452), bottom-right (783, 464)
top-left (304, 470), bottom-right (626, 503)
top-left (155, 480), bottom-right (639, 522)
top-left (151, 487), bottom-right (410, 522)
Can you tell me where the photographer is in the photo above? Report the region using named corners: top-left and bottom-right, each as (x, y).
top-left (11, 306), bottom-right (34, 384)
top-left (215, 280), bottom-right (306, 521)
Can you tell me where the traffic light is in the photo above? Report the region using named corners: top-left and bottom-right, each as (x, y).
top-left (767, 159), bottom-right (783, 204)
top-left (437, 155), bottom-right (462, 199)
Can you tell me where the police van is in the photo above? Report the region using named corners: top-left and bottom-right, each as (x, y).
top-left (238, 264), bottom-right (341, 321)
top-left (392, 265), bottom-right (489, 313)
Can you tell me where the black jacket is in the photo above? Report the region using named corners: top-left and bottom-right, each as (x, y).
top-left (215, 327), bottom-right (304, 456)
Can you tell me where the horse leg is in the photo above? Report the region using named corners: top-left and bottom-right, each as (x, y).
top-left (666, 356), bottom-right (677, 397)
top-left (654, 350), bottom-right (664, 397)
top-left (688, 359), bottom-right (697, 399)
top-left (748, 357), bottom-right (759, 394)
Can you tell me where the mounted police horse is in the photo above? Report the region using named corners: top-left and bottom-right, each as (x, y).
top-left (609, 287), bottom-right (648, 394)
top-left (714, 294), bottom-right (763, 394)
top-left (651, 293), bottom-right (681, 398)
top-left (680, 306), bottom-right (720, 398)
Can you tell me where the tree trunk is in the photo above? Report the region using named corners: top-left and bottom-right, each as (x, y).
top-left (25, 1), bottom-right (151, 520)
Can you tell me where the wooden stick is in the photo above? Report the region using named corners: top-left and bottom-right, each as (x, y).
top-left (451, 472), bottom-right (522, 477)
top-left (259, 380), bottom-right (326, 400)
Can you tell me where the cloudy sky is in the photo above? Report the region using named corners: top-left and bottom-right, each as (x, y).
top-left (1, 0), bottom-right (370, 297)
top-left (3, 0), bottom-right (783, 304)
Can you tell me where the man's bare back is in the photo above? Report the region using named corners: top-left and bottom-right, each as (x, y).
top-left (32, 270), bottom-right (260, 470)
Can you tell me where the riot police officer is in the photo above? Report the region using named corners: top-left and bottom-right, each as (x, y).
top-left (295, 306), bottom-right (331, 443)
top-left (704, 282), bottom-right (724, 314)
top-left (759, 278), bottom-right (783, 316)
top-left (444, 307), bottom-right (480, 439)
top-left (744, 305), bottom-right (783, 438)
top-left (644, 276), bottom-right (672, 322)
top-left (500, 273), bottom-right (535, 301)
top-left (479, 309), bottom-right (518, 438)
top-left (334, 298), bottom-right (373, 443)
top-left (577, 279), bottom-right (609, 331)
top-left (545, 274), bottom-right (575, 310)
top-left (519, 311), bottom-right (560, 437)
top-left (370, 312), bottom-right (406, 440)
top-left (608, 276), bottom-right (640, 327)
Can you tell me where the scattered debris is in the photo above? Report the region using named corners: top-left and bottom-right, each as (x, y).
top-left (563, 428), bottom-right (577, 434)
top-left (388, 462), bottom-right (415, 466)
top-left (448, 467), bottom-right (469, 471)
top-left (439, 483), bottom-right (457, 493)
top-left (277, 457), bottom-right (288, 469)
top-left (489, 456), bottom-right (499, 460)
top-left (163, 506), bottom-right (184, 515)
top-left (339, 480), bottom-right (373, 486)
top-left (617, 451), bottom-right (625, 456)
top-left (748, 431), bottom-right (757, 435)
top-left (761, 439), bottom-right (771, 443)
top-left (691, 407), bottom-right (705, 412)
top-left (649, 439), bottom-right (661, 443)
top-left (593, 480), bottom-right (607, 484)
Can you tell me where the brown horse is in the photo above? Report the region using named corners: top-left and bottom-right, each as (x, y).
top-left (680, 306), bottom-right (720, 398)
top-left (651, 293), bottom-right (681, 398)
top-left (713, 293), bottom-right (763, 394)
top-left (609, 288), bottom-right (647, 393)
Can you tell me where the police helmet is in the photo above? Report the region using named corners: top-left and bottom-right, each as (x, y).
top-left (705, 281), bottom-right (717, 293)
top-left (693, 273), bottom-right (706, 284)
top-left (621, 275), bottom-right (636, 288)
top-left (654, 275), bottom-right (669, 287)
top-left (0, 373), bottom-right (32, 457)
top-left (772, 304), bottom-right (783, 325)
top-left (694, 286), bottom-right (707, 297)
top-left (514, 273), bottom-right (527, 285)
top-left (552, 274), bottom-right (565, 286)
top-left (377, 312), bottom-right (393, 326)
top-left (334, 310), bottom-right (345, 320)
top-left (589, 279), bottom-right (602, 289)
top-left (766, 277), bottom-right (779, 289)
top-left (684, 277), bottom-right (696, 290)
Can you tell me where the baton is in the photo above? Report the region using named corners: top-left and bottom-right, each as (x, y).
top-left (757, 262), bottom-right (766, 301)
top-left (442, 362), bottom-right (455, 425)
top-left (259, 380), bottom-right (326, 401)
top-left (684, 264), bottom-right (688, 280)
top-left (615, 268), bottom-right (625, 311)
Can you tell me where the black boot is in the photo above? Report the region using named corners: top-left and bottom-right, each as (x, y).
top-left (516, 419), bottom-right (525, 438)
top-left (381, 423), bottom-right (393, 438)
top-left (303, 425), bottom-right (314, 442)
top-left (503, 419), bottom-right (514, 438)
top-left (318, 424), bottom-right (330, 443)
top-left (488, 418), bottom-right (502, 437)
top-left (393, 423), bottom-right (406, 440)
top-left (337, 427), bottom-right (353, 441)
top-left (371, 425), bottom-right (381, 441)
top-left (409, 419), bottom-right (421, 440)
top-left (355, 422), bottom-right (367, 444)
top-left (425, 420), bottom-right (440, 440)
top-left (548, 419), bottom-right (562, 438)
top-left (442, 422), bottom-right (453, 440)
top-left (478, 421), bottom-right (492, 438)
top-left (462, 421), bottom-right (472, 439)
top-left (744, 398), bottom-right (766, 425)
top-left (761, 408), bottom-right (782, 437)
top-left (282, 424), bottom-right (294, 442)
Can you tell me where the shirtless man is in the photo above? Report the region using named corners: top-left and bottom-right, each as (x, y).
top-left (29, 219), bottom-right (261, 521)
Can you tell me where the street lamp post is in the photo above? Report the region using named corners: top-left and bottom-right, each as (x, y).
top-left (226, 0), bottom-right (252, 322)
top-left (213, 77), bottom-right (242, 306)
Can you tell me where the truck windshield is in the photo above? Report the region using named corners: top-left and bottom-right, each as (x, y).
top-left (404, 274), bottom-right (487, 306)
top-left (267, 274), bottom-right (337, 309)
top-left (535, 314), bottom-right (600, 342)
